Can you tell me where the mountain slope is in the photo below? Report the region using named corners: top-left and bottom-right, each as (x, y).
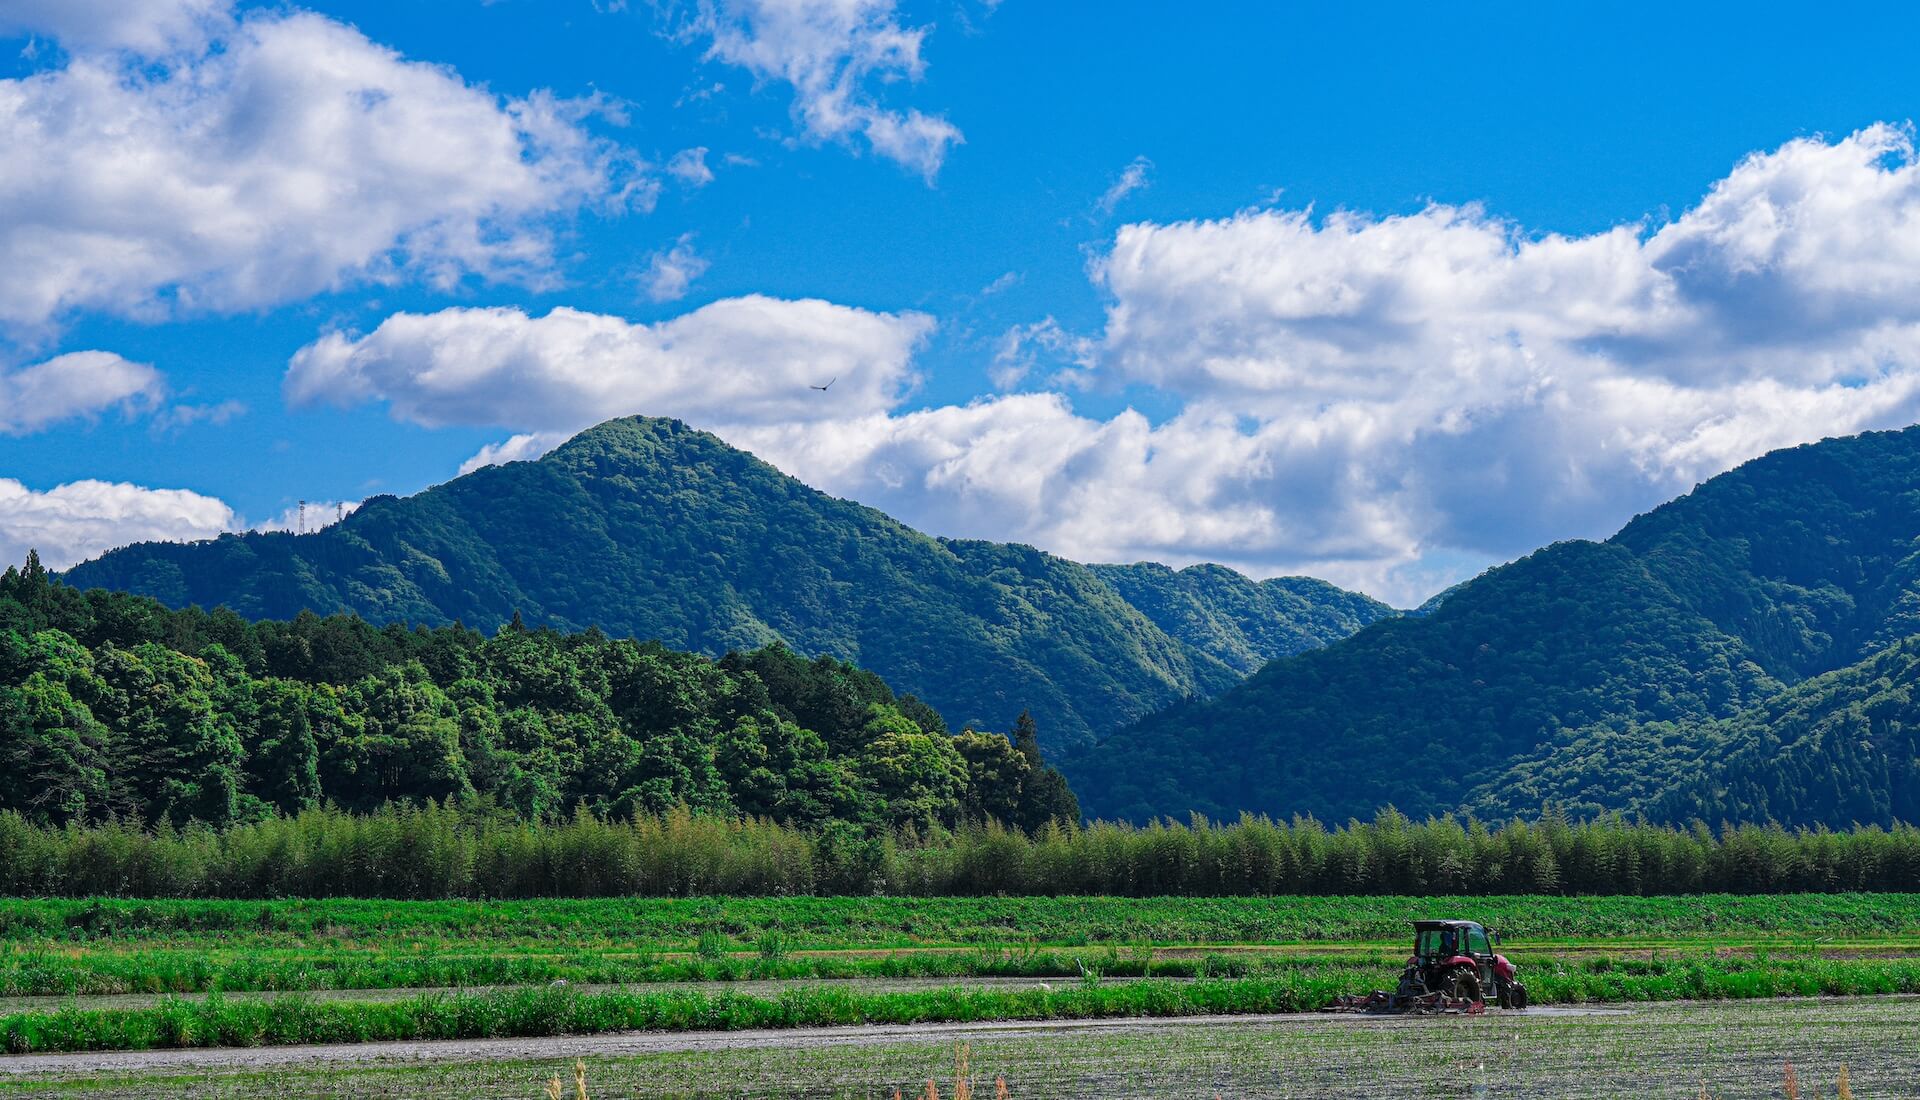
top-left (1086, 563), bottom-right (1396, 675)
top-left (1466, 636), bottom-right (1920, 827)
top-left (1069, 426), bottom-right (1920, 825)
top-left (63, 417), bottom-right (1378, 751)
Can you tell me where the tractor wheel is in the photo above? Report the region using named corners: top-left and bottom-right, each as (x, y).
top-left (1445, 968), bottom-right (1482, 1004)
top-left (1508, 982), bottom-right (1528, 1010)
top-left (1495, 976), bottom-right (1516, 1008)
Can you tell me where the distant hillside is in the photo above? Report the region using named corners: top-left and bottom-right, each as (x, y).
top-left (1070, 426), bottom-right (1920, 826)
top-left (1470, 636), bottom-right (1920, 827)
top-left (62, 417), bottom-right (1383, 751)
top-left (1086, 563), bottom-right (1394, 676)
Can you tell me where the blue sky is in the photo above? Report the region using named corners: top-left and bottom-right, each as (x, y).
top-left (4, 0), bottom-right (1920, 604)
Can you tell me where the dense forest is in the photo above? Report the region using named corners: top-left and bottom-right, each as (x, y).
top-left (0, 554), bottom-right (1076, 833)
top-left (62, 417), bottom-right (1392, 752)
top-left (2, 805), bottom-right (1916, 899)
top-left (1072, 426), bottom-right (1920, 827)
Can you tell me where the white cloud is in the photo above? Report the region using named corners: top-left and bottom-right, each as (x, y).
top-left (459, 432), bottom-right (574, 475)
top-left (680, 0), bottom-right (962, 181)
top-left (0, 477), bottom-right (369, 572)
top-left (0, 351), bottom-right (165, 434)
top-left (151, 399), bottom-right (246, 433)
top-left (667, 146), bottom-right (716, 187)
top-left (1073, 123), bottom-right (1920, 592)
top-left (1095, 155), bottom-right (1152, 217)
top-left (0, 6), bottom-right (643, 332)
top-left (977, 271), bottom-right (1020, 297)
top-left (641, 234), bottom-right (712, 302)
top-left (285, 294), bottom-right (934, 430)
top-left (0, 479), bottom-right (235, 571)
top-left (0, 0), bottom-right (231, 55)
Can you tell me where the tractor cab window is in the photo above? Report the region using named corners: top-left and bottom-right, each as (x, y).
top-left (1416, 930), bottom-right (1444, 956)
top-left (1467, 927), bottom-right (1491, 955)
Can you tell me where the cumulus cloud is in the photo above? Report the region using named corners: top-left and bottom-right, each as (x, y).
top-left (1075, 124), bottom-right (1920, 580)
top-left (0, 479), bottom-right (235, 571)
top-left (641, 234), bottom-right (712, 301)
top-left (679, 0), bottom-right (963, 180)
top-left (0, 351), bottom-right (166, 434)
top-left (286, 125), bottom-right (1920, 605)
top-left (285, 294), bottom-right (934, 430)
top-left (0, 5), bottom-right (642, 332)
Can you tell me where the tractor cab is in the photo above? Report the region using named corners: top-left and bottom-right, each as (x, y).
top-left (1413, 919), bottom-right (1495, 963)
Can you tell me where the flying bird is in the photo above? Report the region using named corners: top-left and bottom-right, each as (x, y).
top-left (810, 377), bottom-right (836, 391)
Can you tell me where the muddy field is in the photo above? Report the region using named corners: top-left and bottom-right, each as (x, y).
top-left (1, 996), bottom-right (1911, 1098)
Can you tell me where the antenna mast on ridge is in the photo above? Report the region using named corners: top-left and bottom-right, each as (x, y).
top-left (297, 500), bottom-right (307, 536)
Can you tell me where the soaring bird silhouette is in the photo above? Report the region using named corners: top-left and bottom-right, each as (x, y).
top-left (809, 376), bottom-right (836, 391)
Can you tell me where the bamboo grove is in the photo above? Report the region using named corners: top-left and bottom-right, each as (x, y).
top-left (3, 805), bottom-right (1919, 899)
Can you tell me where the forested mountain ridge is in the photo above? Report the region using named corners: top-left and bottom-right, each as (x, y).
top-left (61, 417), bottom-right (1385, 751)
top-left (1070, 426), bottom-right (1920, 827)
top-left (0, 555), bottom-right (1078, 831)
top-left (1469, 635), bottom-right (1920, 827)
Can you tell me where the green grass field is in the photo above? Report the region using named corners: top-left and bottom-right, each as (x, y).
top-left (5, 893), bottom-right (1920, 1001)
top-left (9, 893), bottom-right (1920, 946)
top-left (0, 895), bottom-right (1919, 1057)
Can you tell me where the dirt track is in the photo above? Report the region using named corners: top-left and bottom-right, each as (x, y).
top-left (0, 1005), bottom-right (1627, 1076)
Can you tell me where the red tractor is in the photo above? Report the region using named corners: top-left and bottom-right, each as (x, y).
top-left (1325, 919), bottom-right (1527, 1014)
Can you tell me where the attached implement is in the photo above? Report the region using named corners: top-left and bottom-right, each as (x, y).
top-left (1322, 919), bottom-right (1527, 1015)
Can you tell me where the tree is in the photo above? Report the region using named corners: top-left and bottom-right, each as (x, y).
top-left (247, 680), bottom-right (322, 814)
top-left (0, 674), bottom-right (109, 824)
top-left (856, 706), bottom-right (967, 831)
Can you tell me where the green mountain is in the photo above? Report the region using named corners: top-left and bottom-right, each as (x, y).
top-left (62, 417), bottom-right (1385, 752)
top-left (1069, 426), bottom-right (1920, 826)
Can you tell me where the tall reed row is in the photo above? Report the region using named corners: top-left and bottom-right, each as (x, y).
top-left (3, 804), bottom-right (1919, 899)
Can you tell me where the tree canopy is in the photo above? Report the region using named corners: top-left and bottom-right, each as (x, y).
top-left (0, 557), bottom-right (1077, 833)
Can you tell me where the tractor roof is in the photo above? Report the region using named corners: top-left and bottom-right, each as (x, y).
top-left (1410, 919), bottom-right (1483, 930)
